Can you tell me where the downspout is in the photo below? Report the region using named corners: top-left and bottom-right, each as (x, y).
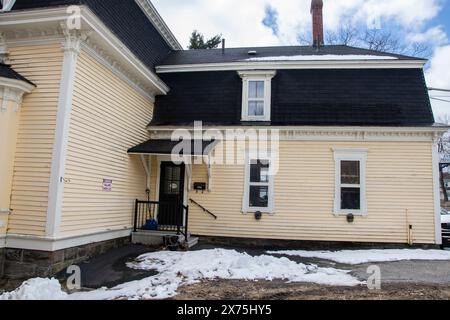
top-left (140, 154), bottom-right (151, 192)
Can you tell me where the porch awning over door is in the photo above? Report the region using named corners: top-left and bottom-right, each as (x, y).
top-left (127, 139), bottom-right (217, 156)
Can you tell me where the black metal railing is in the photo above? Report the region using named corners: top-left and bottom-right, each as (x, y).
top-left (189, 199), bottom-right (217, 219)
top-left (443, 223), bottom-right (450, 248)
top-left (134, 200), bottom-right (189, 242)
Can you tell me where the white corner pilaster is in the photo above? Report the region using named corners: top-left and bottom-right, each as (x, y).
top-left (46, 24), bottom-right (85, 238)
top-left (432, 135), bottom-right (442, 245)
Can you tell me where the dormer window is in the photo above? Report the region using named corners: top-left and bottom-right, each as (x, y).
top-left (238, 71), bottom-right (276, 122)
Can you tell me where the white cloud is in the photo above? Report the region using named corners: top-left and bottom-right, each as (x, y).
top-left (408, 26), bottom-right (448, 46)
top-left (152, 0), bottom-right (449, 119)
top-left (153, 0), bottom-right (443, 48)
top-left (426, 45), bottom-right (450, 118)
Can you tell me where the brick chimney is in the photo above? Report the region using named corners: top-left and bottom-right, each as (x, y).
top-left (311, 0), bottom-right (324, 47)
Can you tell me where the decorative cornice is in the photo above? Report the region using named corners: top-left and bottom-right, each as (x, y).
top-left (60, 22), bottom-right (88, 55)
top-left (1, 87), bottom-right (23, 112)
top-left (0, 6), bottom-right (169, 97)
top-left (238, 70), bottom-right (277, 79)
top-left (135, 0), bottom-right (183, 50)
top-left (0, 76), bottom-right (35, 112)
top-left (147, 126), bottom-right (448, 142)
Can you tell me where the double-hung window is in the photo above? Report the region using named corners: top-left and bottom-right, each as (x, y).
top-left (238, 71), bottom-right (276, 122)
top-left (334, 149), bottom-right (367, 215)
top-left (243, 156), bottom-right (274, 213)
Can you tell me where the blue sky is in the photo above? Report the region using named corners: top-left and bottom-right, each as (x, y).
top-left (153, 0), bottom-right (450, 119)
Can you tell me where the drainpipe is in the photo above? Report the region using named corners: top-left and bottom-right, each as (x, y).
top-left (140, 154), bottom-right (151, 192)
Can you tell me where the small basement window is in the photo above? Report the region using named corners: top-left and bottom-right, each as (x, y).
top-left (238, 71), bottom-right (276, 122)
top-left (243, 155), bottom-right (275, 213)
top-left (334, 149), bottom-right (368, 215)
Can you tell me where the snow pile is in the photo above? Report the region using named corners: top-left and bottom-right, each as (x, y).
top-left (0, 278), bottom-right (68, 300)
top-left (268, 249), bottom-right (450, 265)
top-left (0, 249), bottom-right (361, 300)
top-left (127, 249), bottom-right (360, 286)
top-left (243, 54), bottom-right (398, 62)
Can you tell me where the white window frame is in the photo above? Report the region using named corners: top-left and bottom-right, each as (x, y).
top-left (238, 71), bottom-right (276, 122)
top-left (333, 148), bottom-right (368, 216)
top-left (242, 152), bottom-right (275, 214)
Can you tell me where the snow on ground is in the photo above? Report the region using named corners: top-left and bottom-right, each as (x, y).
top-left (267, 249), bottom-right (450, 265)
top-left (0, 249), bottom-right (360, 300)
top-left (243, 54), bottom-right (398, 62)
top-left (0, 278), bottom-right (68, 300)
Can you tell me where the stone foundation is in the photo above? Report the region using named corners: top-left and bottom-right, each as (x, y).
top-left (0, 248), bottom-right (5, 278)
top-left (1, 236), bottom-right (130, 280)
top-left (198, 236), bottom-right (440, 250)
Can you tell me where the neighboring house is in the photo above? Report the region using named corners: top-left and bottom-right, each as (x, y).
top-left (0, 0), bottom-right (446, 280)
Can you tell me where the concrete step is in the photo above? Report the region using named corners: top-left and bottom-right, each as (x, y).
top-left (184, 236), bottom-right (199, 248)
top-left (132, 230), bottom-right (198, 249)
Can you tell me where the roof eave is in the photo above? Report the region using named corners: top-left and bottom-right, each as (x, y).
top-left (134, 0), bottom-right (183, 51)
top-left (156, 59), bottom-right (427, 73)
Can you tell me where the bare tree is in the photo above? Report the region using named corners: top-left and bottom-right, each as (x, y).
top-left (325, 23), bottom-right (359, 46)
top-left (437, 114), bottom-right (450, 202)
top-left (299, 26), bottom-right (430, 59)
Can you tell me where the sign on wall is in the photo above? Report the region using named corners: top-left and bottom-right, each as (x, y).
top-left (102, 179), bottom-right (112, 192)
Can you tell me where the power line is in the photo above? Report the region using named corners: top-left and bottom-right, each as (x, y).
top-left (431, 97), bottom-right (450, 103)
top-left (429, 87), bottom-right (450, 93)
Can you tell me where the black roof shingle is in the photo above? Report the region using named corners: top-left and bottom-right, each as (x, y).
top-left (152, 68), bottom-right (434, 127)
top-left (159, 45), bottom-right (425, 66)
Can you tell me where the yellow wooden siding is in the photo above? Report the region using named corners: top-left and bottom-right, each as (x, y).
top-left (59, 50), bottom-right (152, 237)
top-left (186, 140), bottom-right (435, 244)
top-left (8, 43), bottom-right (64, 236)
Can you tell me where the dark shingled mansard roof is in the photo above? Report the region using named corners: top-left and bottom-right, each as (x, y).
top-left (10, 0), bottom-right (173, 70)
top-left (152, 68), bottom-right (435, 127)
top-left (159, 45), bottom-right (426, 66)
top-left (0, 63), bottom-right (34, 85)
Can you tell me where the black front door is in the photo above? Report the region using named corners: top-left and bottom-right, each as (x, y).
top-left (158, 162), bottom-right (185, 226)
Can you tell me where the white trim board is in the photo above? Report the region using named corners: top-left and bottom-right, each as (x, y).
top-left (333, 148), bottom-right (368, 216)
top-left (46, 27), bottom-right (81, 238)
top-left (148, 126), bottom-right (449, 142)
top-left (432, 139), bottom-right (443, 245)
top-left (154, 156), bottom-right (189, 225)
top-left (156, 59), bottom-right (426, 73)
top-left (239, 71), bottom-right (276, 122)
top-left (242, 152), bottom-right (275, 214)
top-left (4, 229), bottom-right (132, 252)
top-left (134, 0), bottom-right (182, 50)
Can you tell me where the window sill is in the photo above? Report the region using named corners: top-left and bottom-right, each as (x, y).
top-left (333, 211), bottom-right (367, 217)
top-left (241, 118), bottom-right (271, 123)
top-left (242, 208), bottom-right (275, 215)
